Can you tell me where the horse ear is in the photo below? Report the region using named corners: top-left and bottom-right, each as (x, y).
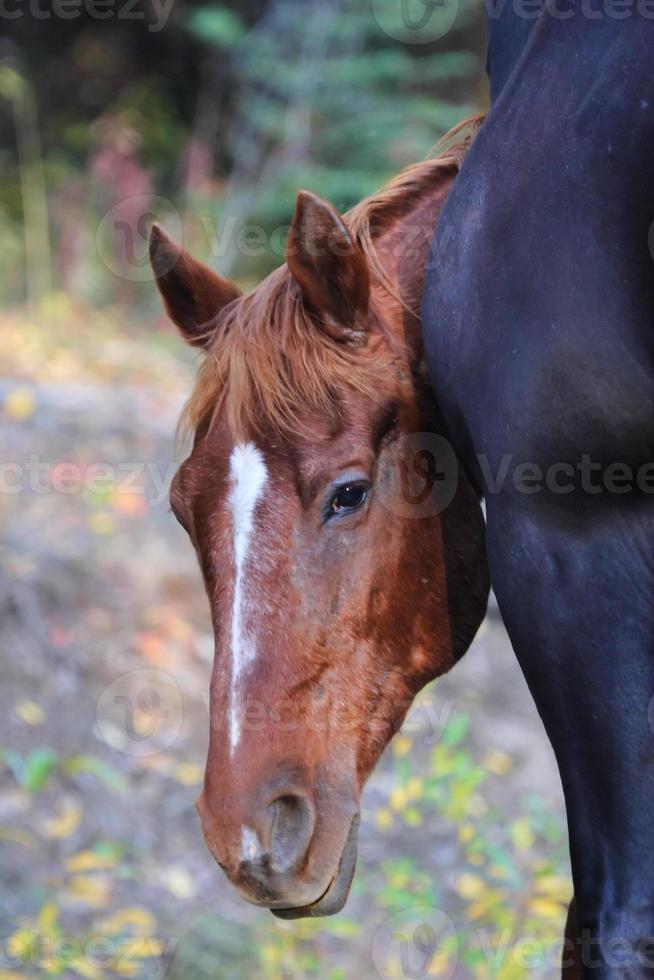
top-left (287, 191), bottom-right (370, 344)
top-left (149, 224), bottom-right (241, 349)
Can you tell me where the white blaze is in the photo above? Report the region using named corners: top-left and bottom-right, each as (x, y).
top-left (228, 443), bottom-right (268, 750)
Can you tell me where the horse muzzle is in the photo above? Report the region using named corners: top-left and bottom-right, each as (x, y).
top-left (271, 811), bottom-right (360, 919)
top-left (197, 771), bottom-right (360, 917)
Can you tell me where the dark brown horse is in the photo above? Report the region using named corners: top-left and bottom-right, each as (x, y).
top-left (150, 122), bottom-right (489, 919)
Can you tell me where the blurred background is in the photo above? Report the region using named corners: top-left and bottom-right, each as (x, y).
top-left (0, 2), bottom-right (571, 977)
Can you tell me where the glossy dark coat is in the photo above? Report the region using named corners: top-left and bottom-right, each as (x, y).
top-left (423, 7), bottom-right (654, 976)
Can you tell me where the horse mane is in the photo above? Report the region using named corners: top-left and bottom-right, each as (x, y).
top-left (182, 114), bottom-right (483, 441)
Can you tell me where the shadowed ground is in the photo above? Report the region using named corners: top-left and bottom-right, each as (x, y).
top-left (0, 302), bottom-right (569, 979)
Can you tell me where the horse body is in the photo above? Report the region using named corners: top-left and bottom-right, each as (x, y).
top-left (423, 11), bottom-right (654, 975)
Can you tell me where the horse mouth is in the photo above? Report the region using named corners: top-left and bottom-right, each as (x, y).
top-left (271, 812), bottom-right (360, 920)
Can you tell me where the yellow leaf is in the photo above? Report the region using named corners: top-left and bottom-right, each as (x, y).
top-left (7, 929), bottom-right (33, 960)
top-left (173, 762), bottom-right (204, 787)
top-left (38, 958), bottom-right (60, 975)
top-left (528, 897), bottom-right (566, 919)
top-left (260, 944), bottom-right (282, 967)
top-left (464, 890), bottom-right (503, 921)
top-left (388, 869), bottom-right (410, 889)
top-left (458, 824), bottom-right (475, 844)
top-left (65, 874), bottom-right (112, 909)
top-left (40, 800), bottom-right (82, 840)
top-left (113, 939), bottom-right (164, 966)
top-left (69, 958), bottom-right (103, 979)
top-left (483, 749), bottom-right (513, 776)
top-left (426, 952), bottom-right (455, 976)
top-left (65, 851), bottom-right (117, 873)
top-left (134, 939), bottom-right (164, 959)
top-left (0, 828), bottom-right (33, 849)
top-left (375, 808), bottom-right (393, 831)
top-left (510, 817), bottom-right (535, 852)
top-left (534, 874), bottom-right (573, 899)
top-left (455, 873), bottom-right (485, 900)
top-left (16, 700), bottom-right (45, 726)
top-left (404, 807), bottom-right (422, 827)
top-left (393, 734), bottom-right (412, 758)
top-left (96, 907), bottom-right (156, 935)
top-left (111, 960), bottom-right (138, 978)
top-left (37, 902), bottom-right (58, 932)
top-left (389, 787), bottom-right (407, 812)
top-left (5, 387), bottom-right (36, 420)
top-left (405, 777), bottom-right (423, 800)
top-left (89, 512), bottom-right (114, 536)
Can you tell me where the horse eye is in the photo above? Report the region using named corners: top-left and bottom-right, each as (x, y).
top-left (329, 482), bottom-right (368, 516)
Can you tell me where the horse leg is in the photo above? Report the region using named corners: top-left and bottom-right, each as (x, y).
top-left (486, 500), bottom-right (654, 979)
top-left (563, 898), bottom-right (580, 979)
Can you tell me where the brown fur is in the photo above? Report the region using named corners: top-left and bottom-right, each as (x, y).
top-left (181, 116), bottom-right (483, 441)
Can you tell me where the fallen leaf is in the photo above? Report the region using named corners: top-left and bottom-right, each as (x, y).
top-left (65, 851), bottom-right (118, 873)
top-left (96, 907), bottom-right (157, 935)
top-left (455, 873), bottom-right (485, 900)
top-left (173, 762), bottom-right (203, 787)
top-left (37, 903), bottom-right (58, 932)
top-left (64, 873), bottom-right (112, 909)
top-left (89, 512), bottom-right (114, 535)
top-left (392, 734), bottom-right (412, 758)
top-left (15, 701), bottom-right (45, 726)
top-left (528, 896), bottom-right (566, 919)
top-left (483, 749), bottom-right (513, 776)
top-left (40, 799), bottom-right (82, 839)
top-left (5, 386), bottom-right (36, 420)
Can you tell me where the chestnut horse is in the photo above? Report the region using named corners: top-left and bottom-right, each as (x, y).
top-left (149, 123), bottom-right (489, 919)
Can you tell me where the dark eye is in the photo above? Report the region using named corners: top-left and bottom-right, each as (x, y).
top-left (328, 481), bottom-right (369, 518)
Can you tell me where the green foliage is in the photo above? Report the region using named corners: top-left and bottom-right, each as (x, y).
top-left (61, 755), bottom-right (127, 793)
top-left (1, 748), bottom-right (125, 794)
top-left (2, 693), bottom-right (570, 979)
top-left (190, 0), bottom-right (481, 278)
top-left (187, 5), bottom-right (247, 47)
top-left (0, 0), bottom-right (484, 303)
top-left (3, 748), bottom-right (56, 793)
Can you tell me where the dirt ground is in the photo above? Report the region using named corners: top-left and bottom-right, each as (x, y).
top-left (0, 306), bottom-right (570, 980)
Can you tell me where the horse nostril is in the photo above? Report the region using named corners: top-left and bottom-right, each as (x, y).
top-left (268, 793), bottom-right (315, 875)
